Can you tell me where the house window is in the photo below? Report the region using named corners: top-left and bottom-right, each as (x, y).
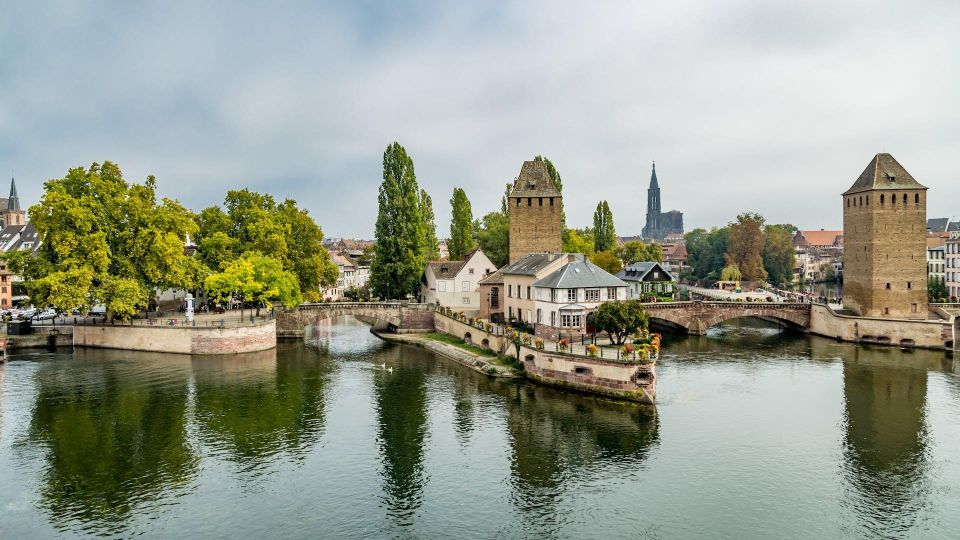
top-left (607, 287), bottom-right (617, 299)
top-left (585, 289), bottom-right (600, 302)
top-left (463, 297), bottom-right (470, 305)
top-left (567, 289), bottom-right (577, 301)
top-left (508, 284), bottom-right (512, 297)
top-left (551, 311), bottom-right (556, 326)
top-left (527, 286), bottom-right (531, 299)
top-left (509, 306), bottom-right (513, 318)
top-left (536, 309), bottom-right (542, 323)
top-left (490, 287), bottom-right (499, 308)
top-left (469, 268), bottom-right (474, 275)
top-left (438, 281), bottom-right (446, 292)
top-left (462, 281), bottom-right (470, 292)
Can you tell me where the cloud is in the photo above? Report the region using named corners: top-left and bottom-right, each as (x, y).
top-left (1, 0), bottom-right (958, 238)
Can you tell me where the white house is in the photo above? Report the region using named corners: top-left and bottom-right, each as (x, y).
top-left (531, 256), bottom-right (627, 338)
top-left (421, 248), bottom-right (496, 314)
top-left (616, 262), bottom-right (675, 300)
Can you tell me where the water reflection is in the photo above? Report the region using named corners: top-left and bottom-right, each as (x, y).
top-left (191, 344), bottom-right (331, 469)
top-left (838, 345), bottom-right (936, 537)
top-left (25, 349), bottom-right (197, 535)
top-left (372, 345), bottom-right (431, 524)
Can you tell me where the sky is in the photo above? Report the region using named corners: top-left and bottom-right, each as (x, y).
top-left (1, 1), bottom-right (958, 239)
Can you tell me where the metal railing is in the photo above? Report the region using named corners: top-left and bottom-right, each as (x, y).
top-left (27, 311), bottom-right (275, 328)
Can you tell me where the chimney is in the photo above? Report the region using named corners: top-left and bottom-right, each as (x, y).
top-left (568, 254), bottom-right (577, 263)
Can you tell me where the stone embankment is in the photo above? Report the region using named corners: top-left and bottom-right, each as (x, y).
top-left (374, 331), bottom-right (518, 379)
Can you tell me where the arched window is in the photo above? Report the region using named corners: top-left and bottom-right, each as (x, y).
top-left (847, 198), bottom-right (850, 208)
top-left (902, 193), bottom-right (907, 204)
top-left (866, 195), bottom-right (870, 206)
top-left (859, 196), bottom-right (863, 206)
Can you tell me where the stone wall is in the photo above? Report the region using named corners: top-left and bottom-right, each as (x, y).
top-left (518, 345), bottom-right (655, 404)
top-left (644, 301), bottom-right (810, 335)
top-left (843, 188), bottom-right (928, 319)
top-left (809, 304), bottom-right (951, 349)
top-left (72, 320), bottom-right (276, 354)
top-left (277, 302), bottom-right (434, 337)
top-left (433, 312), bottom-right (507, 353)
top-left (508, 196), bottom-right (562, 263)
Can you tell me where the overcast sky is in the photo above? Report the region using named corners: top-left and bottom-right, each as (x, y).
top-left (2, 1), bottom-right (958, 239)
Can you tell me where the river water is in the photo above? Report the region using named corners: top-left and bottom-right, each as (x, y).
top-left (1, 317), bottom-right (959, 539)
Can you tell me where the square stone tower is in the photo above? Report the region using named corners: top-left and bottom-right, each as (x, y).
top-left (508, 160), bottom-right (563, 263)
top-left (842, 153), bottom-right (928, 319)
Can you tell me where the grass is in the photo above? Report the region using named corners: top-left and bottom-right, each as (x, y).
top-left (422, 332), bottom-right (497, 357)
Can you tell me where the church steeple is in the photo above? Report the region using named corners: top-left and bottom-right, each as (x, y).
top-left (7, 177), bottom-right (20, 211)
top-left (649, 161), bottom-right (659, 189)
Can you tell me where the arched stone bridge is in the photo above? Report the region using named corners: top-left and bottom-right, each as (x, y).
top-left (276, 302), bottom-right (435, 338)
top-left (642, 301), bottom-right (811, 335)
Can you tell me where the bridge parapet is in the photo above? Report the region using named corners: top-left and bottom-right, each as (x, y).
top-left (277, 302), bottom-right (435, 337)
top-left (642, 301), bottom-right (811, 335)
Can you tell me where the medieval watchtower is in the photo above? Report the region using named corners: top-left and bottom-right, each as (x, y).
top-left (508, 160), bottom-right (562, 263)
top-left (842, 153), bottom-right (928, 319)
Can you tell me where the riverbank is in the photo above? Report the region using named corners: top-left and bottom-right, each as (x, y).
top-left (373, 330), bottom-right (520, 379)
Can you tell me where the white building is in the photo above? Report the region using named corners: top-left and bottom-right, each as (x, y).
top-left (421, 248), bottom-right (496, 314)
top-left (947, 231), bottom-right (960, 300)
top-left (927, 245), bottom-right (945, 284)
top-left (616, 262), bottom-right (675, 300)
top-left (322, 252), bottom-right (370, 301)
top-left (531, 257), bottom-right (627, 338)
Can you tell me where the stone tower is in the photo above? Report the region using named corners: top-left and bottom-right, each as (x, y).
top-left (842, 153), bottom-right (928, 319)
top-left (508, 160), bottom-right (562, 263)
top-left (642, 163), bottom-right (661, 240)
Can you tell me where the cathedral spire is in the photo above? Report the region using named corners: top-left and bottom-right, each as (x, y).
top-left (7, 177), bottom-right (19, 211)
top-left (649, 161), bottom-right (659, 189)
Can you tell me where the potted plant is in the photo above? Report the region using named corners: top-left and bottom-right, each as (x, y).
top-left (534, 337), bottom-right (544, 349)
top-left (559, 338), bottom-right (569, 352)
top-left (586, 344), bottom-right (599, 357)
top-left (521, 334), bottom-right (531, 346)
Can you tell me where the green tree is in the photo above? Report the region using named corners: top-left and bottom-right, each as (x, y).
top-left (205, 251), bottom-right (302, 314)
top-left (685, 226), bottom-right (730, 282)
top-left (592, 201), bottom-right (617, 253)
top-left (476, 211), bottom-right (510, 268)
top-left (591, 251), bottom-right (623, 275)
top-left (819, 262), bottom-right (837, 283)
top-left (276, 200), bottom-right (339, 301)
top-left (720, 264), bottom-right (743, 282)
top-left (420, 189), bottom-right (439, 260)
top-left (725, 213), bottom-right (767, 282)
top-left (762, 224), bottom-right (796, 286)
top-left (5, 162), bottom-right (201, 319)
top-left (618, 240), bottom-right (663, 264)
top-left (563, 228), bottom-right (595, 255)
top-left (928, 276), bottom-right (947, 301)
top-left (586, 300), bottom-right (650, 345)
top-left (449, 187), bottom-right (476, 260)
top-left (370, 142), bottom-right (427, 299)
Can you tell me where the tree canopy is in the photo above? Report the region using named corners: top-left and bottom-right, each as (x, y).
top-left (5, 162), bottom-right (202, 318)
top-left (534, 155), bottom-right (564, 227)
top-left (586, 300), bottom-right (649, 345)
top-left (370, 143), bottom-right (429, 299)
top-left (591, 251), bottom-right (623, 275)
top-left (685, 226), bottom-right (730, 283)
top-left (205, 251), bottom-right (302, 311)
top-left (420, 190), bottom-right (439, 261)
top-left (476, 211), bottom-right (509, 268)
top-left (592, 201), bottom-right (617, 253)
top-left (762, 224), bottom-right (796, 286)
top-left (448, 187), bottom-right (476, 260)
top-left (725, 213), bottom-right (767, 282)
top-left (563, 228), bottom-right (595, 255)
top-left (618, 240), bottom-right (663, 264)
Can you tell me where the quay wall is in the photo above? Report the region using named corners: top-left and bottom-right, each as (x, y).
top-left (433, 313), bottom-right (508, 353)
top-left (518, 346), bottom-right (655, 404)
top-left (809, 304), bottom-right (953, 350)
top-left (72, 320), bottom-right (276, 354)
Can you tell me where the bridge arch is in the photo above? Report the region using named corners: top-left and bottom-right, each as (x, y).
top-left (643, 301), bottom-right (811, 336)
top-left (276, 302), bottom-right (435, 338)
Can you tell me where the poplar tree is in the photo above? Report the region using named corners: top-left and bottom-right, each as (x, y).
top-left (448, 187), bottom-right (476, 260)
top-left (370, 142), bottom-right (426, 299)
top-left (593, 201), bottom-right (617, 252)
top-left (534, 155), bottom-right (564, 227)
top-left (420, 189), bottom-right (439, 260)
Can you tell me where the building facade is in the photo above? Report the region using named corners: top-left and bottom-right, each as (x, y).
top-left (321, 252), bottom-right (370, 301)
top-left (421, 249), bottom-right (496, 313)
top-left (842, 153), bottom-right (928, 319)
top-left (616, 262), bottom-right (676, 300)
top-left (531, 258), bottom-right (627, 339)
top-left (508, 161), bottom-right (562, 263)
top-left (642, 163), bottom-right (684, 241)
top-left (947, 231), bottom-right (960, 301)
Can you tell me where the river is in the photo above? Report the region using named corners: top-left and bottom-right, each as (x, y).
top-left (1, 317), bottom-right (959, 538)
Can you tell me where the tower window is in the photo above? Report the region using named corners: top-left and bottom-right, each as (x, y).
top-left (907, 282), bottom-right (912, 289)
top-left (527, 198), bottom-right (532, 206)
top-left (903, 193), bottom-right (907, 204)
top-left (915, 193), bottom-right (919, 206)
top-left (866, 195), bottom-right (869, 206)
top-left (550, 197), bottom-right (554, 206)
top-left (886, 283), bottom-right (891, 289)
top-left (880, 194), bottom-right (884, 206)
top-left (847, 198), bottom-right (850, 208)
top-left (538, 197), bottom-right (543, 206)
top-left (859, 196), bottom-right (863, 206)
top-left (516, 198), bottom-right (521, 207)
top-left (892, 195), bottom-right (896, 206)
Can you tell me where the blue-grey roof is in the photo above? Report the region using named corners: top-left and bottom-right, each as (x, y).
top-left (616, 262), bottom-right (675, 282)
top-left (928, 218), bottom-right (949, 232)
top-left (948, 221), bottom-right (960, 232)
top-left (501, 252), bottom-right (574, 276)
top-left (532, 259), bottom-right (626, 289)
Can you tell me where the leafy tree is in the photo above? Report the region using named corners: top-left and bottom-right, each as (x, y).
top-left (762, 224), bottom-right (796, 286)
top-left (928, 276), bottom-right (947, 301)
top-left (563, 228), bottom-right (595, 255)
top-left (720, 264), bottom-right (743, 282)
top-left (476, 211), bottom-right (510, 268)
top-left (725, 213), bottom-right (767, 282)
top-left (592, 201), bottom-right (617, 253)
top-left (618, 240), bottom-right (663, 264)
top-left (357, 243), bottom-right (376, 266)
top-left (586, 300), bottom-right (649, 345)
top-left (819, 262), bottom-right (837, 283)
top-left (591, 251), bottom-right (623, 275)
top-left (685, 226), bottom-right (730, 282)
top-left (448, 187), bottom-right (476, 260)
top-left (370, 142), bottom-right (427, 299)
top-left (420, 190), bottom-right (439, 260)
top-left (205, 251), bottom-right (302, 314)
top-left (276, 200), bottom-right (339, 301)
top-left (5, 162), bottom-right (201, 319)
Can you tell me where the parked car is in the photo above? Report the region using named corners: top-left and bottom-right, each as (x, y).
top-left (33, 308), bottom-right (59, 321)
top-left (20, 308), bottom-right (37, 320)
